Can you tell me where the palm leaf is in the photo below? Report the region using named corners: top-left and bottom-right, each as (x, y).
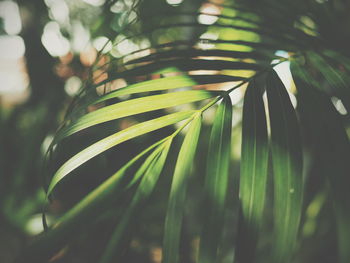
top-left (55, 90), bottom-right (217, 142)
top-left (199, 96), bottom-right (232, 263)
top-left (48, 110), bottom-right (196, 195)
top-left (266, 70), bottom-right (303, 262)
top-left (64, 74), bottom-right (243, 127)
top-left (163, 114), bottom-right (202, 263)
top-left (99, 139), bottom-right (172, 263)
top-left (236, 78), bottom-right (268, 263)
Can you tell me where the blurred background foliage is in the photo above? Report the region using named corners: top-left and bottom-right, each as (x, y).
top-left (0, 0), bottom-right (350, 263)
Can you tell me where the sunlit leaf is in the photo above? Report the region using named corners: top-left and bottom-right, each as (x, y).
top-left (199, 96), bottom-right (232, 263)
top-left (163, 114), bottom-right (202, 263)
top-left (93, 75), bottom-right (240, 103)
top-left (66, 74), bottom-right (244, 121)
top-left (266, 70), bottom-right (303, 262)
top-left (47, 110), bottom-right (196, 195)
top-left (55, 90), bottom-right (217, 142)
top-left (99, 139), bottom-right (172, 263)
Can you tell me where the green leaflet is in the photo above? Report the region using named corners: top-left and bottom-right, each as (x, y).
top-left (163, 114), bottom-right (202, 263)
top-left (92, 75), bottom-right (234, 104)
top-left (66, 74), bottom-right (241, 122)
top-left (199, 96), bottom-right (232, 263)
top-left (266, 70), bottom-right (303, 262)
top-left (55, 90), bottom-right (217, 142)
top-left (99, 139), bottom-right (172, 263)
top-left (236, 79), bottom-right (268, 263)
top-left (47, 110), bottom-right (196, 195)
top-left (69, 75), bottom-right (200, 118)
top-left (61, 74), bottom-right (238, 140)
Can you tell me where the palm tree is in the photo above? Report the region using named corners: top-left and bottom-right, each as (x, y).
top-left (14, 0), bottom-right (350, 262)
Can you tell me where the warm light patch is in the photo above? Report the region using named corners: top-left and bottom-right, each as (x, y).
top-left (83, 0), bottom-right (106, 7)
top-left (0, 1), bottom-right (22, 35)
top-left (41, 22), bottom-right (70, 57)
top-left (65, 76), bottom-right (82, 96)
top-left (198, 3), bottom-right (220, 25)
top-left (93, 36), bottom-right (112, 53)
top-left (166, 0), bottom-right (184, 6)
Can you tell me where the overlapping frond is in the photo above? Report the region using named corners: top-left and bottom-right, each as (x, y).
top-left (14, 1), bottom-right (350, 263)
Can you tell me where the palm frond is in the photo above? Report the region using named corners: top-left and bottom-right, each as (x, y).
top-left (13, 1), bottom-right (350, 263)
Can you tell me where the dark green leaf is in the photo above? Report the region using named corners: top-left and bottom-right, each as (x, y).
top-left (199, 96), bottom-right (232, 263)
top-left (13, 138), bottom-right (168, 263)
top-left (236, 79), bottom-right (268, 263)
top-left (292, 65), bottom-right (350, 263)
top-left (266, 70), bottom-right (303, 262)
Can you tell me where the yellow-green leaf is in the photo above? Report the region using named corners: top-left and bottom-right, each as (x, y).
top-left (47, 110), bottom-right (196, 195)
top-left (99, 140), bottom-right (172, 263)
top-left (163, 114), bottom-right (202, 263)
top-left (55, 90), bottom-right (217, 142)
